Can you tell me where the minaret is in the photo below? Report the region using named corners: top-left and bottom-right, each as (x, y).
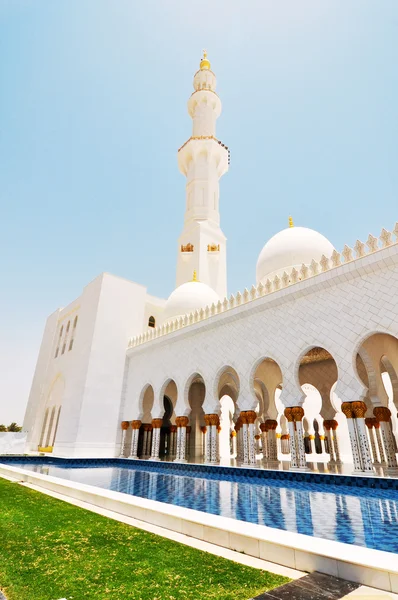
top-left (176, 51), bottom-right (229, 299)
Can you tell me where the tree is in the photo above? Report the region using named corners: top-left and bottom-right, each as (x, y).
top-left (0, 425), bottom-right (7, 432)
top-left (7, 423), bottom-right (22, 432)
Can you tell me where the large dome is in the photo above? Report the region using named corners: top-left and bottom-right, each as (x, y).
top-left (163, 278), bottom-right (220, 324)
top-left (256, 225), bottom-right (335, 284)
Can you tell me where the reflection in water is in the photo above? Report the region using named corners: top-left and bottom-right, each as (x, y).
top-left (20, 463), bottom-right (398, 553)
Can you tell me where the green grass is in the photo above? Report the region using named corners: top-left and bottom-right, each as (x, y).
top-left (0, 478), bottom-right (289, 600)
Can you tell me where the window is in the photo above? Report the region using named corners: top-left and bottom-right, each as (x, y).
top-left (148, 316), bottom-right (156, 328)
top-left (55, 347), bottom-right (59, 358)
top-left (73, 315), bottom-right (78, 328)
top-left (69, 339), bottom-right (73, 351)
top-left (59, 326), bottom-right (63, 337)
top-left (66, 320), bottom-right (70, 333)
top-left (62, 343), bottom-right (66, 355)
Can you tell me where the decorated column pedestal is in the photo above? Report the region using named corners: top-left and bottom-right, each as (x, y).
top-left (374, 407), bottom-right (398, 470)
top-left (150, 419), bottom-right (163, 461)
top-left (330, 420), bottom-right (342, 466)
top-left (129, 420), bottom-right (141, 459)
top-left (119, 421), bottom-right (130, 457)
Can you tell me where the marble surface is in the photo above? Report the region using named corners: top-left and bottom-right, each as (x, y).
top-left (252, 572), bottom-right (360, 599)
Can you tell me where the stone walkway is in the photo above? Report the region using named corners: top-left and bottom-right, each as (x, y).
top-left (252, 572), bottom-right (398, 600)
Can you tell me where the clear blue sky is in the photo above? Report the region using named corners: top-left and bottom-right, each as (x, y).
top-left (1, 0), bottom-right (397, 424)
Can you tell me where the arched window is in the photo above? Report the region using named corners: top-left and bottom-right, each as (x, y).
top-left (61, 343), bottom-right (66, 355)
top-left (66, 320), bottom-right (70, 333)
top-left (69, 339), bottom-right (73, 351)
top-left (148, 316), bottom-right (156, 328)
top-left (73, 315), bottom-right (78, 328)
top-left (59, 326), bottom-right (63, 338)
top-left (54, 347), bottom-right (59, 359)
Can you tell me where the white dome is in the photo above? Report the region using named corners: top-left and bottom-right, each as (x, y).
top-left (163, 280), bottom-right (220, 323)
top-left (256, 226), bottom-right (335, 284)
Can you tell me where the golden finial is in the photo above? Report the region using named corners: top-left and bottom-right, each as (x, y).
top-left (200, 49), bottom-right (211, 70)
top-left (288, 216), bottom-right (294, 228)
top-left (192, 270), bottom-right (198, 282)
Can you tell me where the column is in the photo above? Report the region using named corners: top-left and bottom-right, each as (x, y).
top-left (342, 402), bottom-right (373, 473)
top-left (374, 407), bottom-right (398, 469)
top-left (341, 403), bottom-right (362, 471)
top-left (260, 423), bottom-right (268, 461)
top-left (129, 420), bottom-right (141, 459)
top-left (292, 407), bottom-right (308, 469)
top-left (365, 418), bottom-right (380, 464)
top-left (323, 421), bottom-right (336, 464)
top-left (174, 416), bottom-right (189, 463)
top-left (169, 425), bottom-right (177, 458)
top-left (246, 411), bottom-right (257, 466)
top-left (231, 431), bottom-right (237, 457)
top-left (204, 416), bottom-right (212, 463)
top-left (330, 420), bottom-right (342, 466)
top-left (351, 402), bottom-right (374, 472)
top-left (209, 414), bottom-right (219, 463)
top-left (150, 419), bottom-right (162, 461)
top-left (281, 434), bottom-right (290, 454)
top-left (186, 426), bottom-right (191, 460)
top-left (284, 408), bottom-right (299, 469)
top-left (179, 417), bottom-right (188, 462)
top-left (374, 421), bottom-right (387, 465)
top-left (216, 424), bottom-right (221, 461)
top-left (267, 420), bottom-right (279, 461)
top-left (119, 421), bottom-right (129, 457)
top-left (200, 426), bottom-right (207, 461)
top-left (146, 425), bottom-right (153, 457)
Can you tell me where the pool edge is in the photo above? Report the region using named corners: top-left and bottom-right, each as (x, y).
top-left (0, 463), bottom-right (397, 594)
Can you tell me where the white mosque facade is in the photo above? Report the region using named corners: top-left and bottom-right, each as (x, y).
top-left (24, 54), bottom-right (398, 474)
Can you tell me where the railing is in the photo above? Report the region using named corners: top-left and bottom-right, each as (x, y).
top-left (128, 223), bottom-right (398, 349)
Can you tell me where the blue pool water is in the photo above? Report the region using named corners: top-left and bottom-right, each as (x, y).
top-left (4, 459), bottom-right (398, 554)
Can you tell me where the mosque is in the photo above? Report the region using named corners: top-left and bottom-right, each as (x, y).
top-left (24, 52), bottom-right (398, 474)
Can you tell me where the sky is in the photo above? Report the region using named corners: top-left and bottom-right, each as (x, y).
top-left (0, 0), bottom-right (397, 425)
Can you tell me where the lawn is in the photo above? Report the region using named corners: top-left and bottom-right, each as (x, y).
top-left (0, 477), bottom-right (289, 600)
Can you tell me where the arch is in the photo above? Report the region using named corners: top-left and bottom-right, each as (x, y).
top-left (73, 315), bottom-right (78, 328)
top-left (213, 365), bottom-right (240, 406)
top-left (250, 357), bottom-right (283, 419)
top-left (186, 373), bottom-right (206, 459)
top-left (148, 316), bottom-right (156, 328)
top-left (381, 355), bottom-right (398, 413)
top-left (138, 384), bottom-right (154, 422)
top-left (356, 332), bottom-right (398, 408)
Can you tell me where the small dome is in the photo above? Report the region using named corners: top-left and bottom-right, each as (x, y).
top-left (256, 225), bottom-right (335, 284)
top-left (163, 279), bottom-right (220, 323)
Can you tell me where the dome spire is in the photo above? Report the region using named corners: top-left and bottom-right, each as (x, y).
top-left (192, 270), bottom-right (198, 282)
top-left (288, 216), bottom-right (294, 228)
top-left (200, 49), bottom-right (211, 70)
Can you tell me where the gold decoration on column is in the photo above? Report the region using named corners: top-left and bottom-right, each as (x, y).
top-left (267, 420), bottom-right (278, 430)
top-left (245, 411), bottom-right (257, 424)
top-left (374, 407), bottom-right (392, 422)
top-left (341, 402), bottom-right (354, 419)
top-left (152, 419), bottom-right (163, 429)
top-left (260, 422), bottom-right (268, 433)
top-left (200, 426), bottom-right (207, 434)
top-left (121, 421), bottom-right (130, 430)
top-left (351, 401), bottom-right (367, 419)
top-left (284, 407), bottom-right (294, 422)
top-left (132, 420), bottom-right (142, 430)
top-left (291, 406), bottom-right (304, 422)
top-left (230, 431), bottom-right (236, 437)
